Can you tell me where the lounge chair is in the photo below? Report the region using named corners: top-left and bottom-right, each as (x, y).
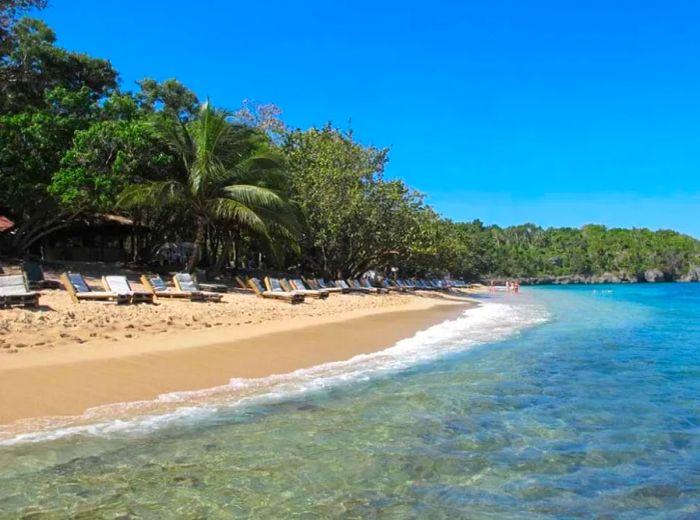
top-left (347, 279), bottom-right (379, 294)
top-left (60, 273), bottom-right (128, 304)
top-left (22, 261), bottom-right (62, 290)
top-left (302, 277), bottom-right (320, 290)
top-left (287, 278), bottom-right (330, 299)
top-left (312, 278), bottom-right (346, 294)
top-left (381, 279), bottom-right (404, 292)
top-left (414, 279), bottom-right (437, 291)
top-left (194, 271), bottom-right (228, 293)
top-left (248, 277), bottom-right (304, 304)
top-left (172, 273), bottom-right (223, 302)
top-left (265, 277), bottom-right (309, 300)
top-left (359, 278), bottom-right (388, 294)
top-left (141, 274), bottom-right (205, 301)
top-left (102, 275), bottom-right (154, 304)
top-left (396, 279), bottom-right (417, 291)
top-left (0, 273), bottom-right (40, 308)
top-left (430, 279), bottom-right (449, 291)
top-left (335, 279), bottom-right (371, 294)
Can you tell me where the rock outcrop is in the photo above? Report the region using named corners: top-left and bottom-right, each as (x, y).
top-left (680, 266), bottom-right (700, 282)
top-left (643, 269), bottom-right (665, 282)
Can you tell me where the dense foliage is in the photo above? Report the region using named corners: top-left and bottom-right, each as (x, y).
top-left (453, 222), bottom-right (700, 281)
top-left (1, 4), bottom-right (699, 281)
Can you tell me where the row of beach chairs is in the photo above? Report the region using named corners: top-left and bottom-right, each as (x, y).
top-left (61, 273), bottom-right (224, 304)
top-left (0, 271), bottom-right (225, 308)
top-left (235, 276), bottom-right (466, 305)
top-left (0, 265), bottom-right (467, 309)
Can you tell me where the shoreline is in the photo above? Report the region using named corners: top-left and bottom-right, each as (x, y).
top-left (0, 297), bottom-right (474, 428)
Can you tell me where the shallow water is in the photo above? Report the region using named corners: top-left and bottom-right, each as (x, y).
top-left (1, 285), bottom-right (699, 518)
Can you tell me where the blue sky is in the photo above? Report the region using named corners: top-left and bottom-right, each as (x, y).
top-left (37, 1), bottom-right (700, 236)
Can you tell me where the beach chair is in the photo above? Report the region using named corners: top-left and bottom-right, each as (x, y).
top-left (60, 273), bottom-right (128, 304)
top-left (194, 271), bottom-right (229, 293)
top-left (0, 273), bottom-right (40, 308)
top-left (430, 279), bottom-right (449, 291)
top-left (234, 276), bottom-right (250, 291)
top-left (173, 273), bottom-right (223, 302)
top-left (414, 279), bottom-right (436, 291)
top-left (265, 277), bottom-right (309, 300)
top-left (335, 279), bottom-right (371, 294)
top-left (396, 279), bottom-right (417, 291)
top-left (140, 274), bottom-right (205, 301)
top-left (313, 278), bottom-right (346, 294)
top-left (302, 277), bottom-right (320, 290)
top-left (287, 278), bottom-right (330, 299)
top-left (347, 279), bottom-right (379, 294)
top-left (102, 275), bottom-right (154, 304)
top-left (381, 279), bottom-right (403, 292)
top-left (249, 277), bottom-right (304, 304)
top-left (359, 278), bottom-right (388, 294)
top-left (22, 261), bottom-right (62, 290)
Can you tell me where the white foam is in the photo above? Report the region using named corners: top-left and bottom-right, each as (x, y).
top-left (0, 298), bottom-right (549, 446)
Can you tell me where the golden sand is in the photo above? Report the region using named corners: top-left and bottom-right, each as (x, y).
top-left (0, 286), bottom-right (476, 425)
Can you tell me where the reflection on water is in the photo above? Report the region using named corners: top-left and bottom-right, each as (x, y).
top-left (1, 285), bottom-right (699, 518)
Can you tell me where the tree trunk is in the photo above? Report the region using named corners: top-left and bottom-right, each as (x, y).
top-left (188, 220), bottom-right (206, 272)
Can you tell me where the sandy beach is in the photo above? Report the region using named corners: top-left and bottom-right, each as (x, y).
top-left (0, 285), bottom-right (475, 427)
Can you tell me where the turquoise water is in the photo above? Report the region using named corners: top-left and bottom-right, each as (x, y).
top-left (1, 285), bottom-right (699, 518)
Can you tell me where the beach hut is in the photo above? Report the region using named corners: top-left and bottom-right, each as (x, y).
top-left (39, 214), bottom-right (139, 263)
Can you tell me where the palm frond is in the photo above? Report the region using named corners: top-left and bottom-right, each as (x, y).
top-left (118, 181), bottom-right (187, 209)
top-left (221, 184), bottom-right (287, 210)
top-left (212, 198), bottom-right (270, 236)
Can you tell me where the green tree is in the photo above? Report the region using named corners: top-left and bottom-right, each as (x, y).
top-left (0, 16), bottom-right (118, 254)
top-left (119, 102), bottom-right (297, 271)
top-left (285, 125), bottom-right (432, 277)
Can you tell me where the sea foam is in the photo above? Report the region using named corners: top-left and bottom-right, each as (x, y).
top-left (0, 297), bottom-right (549, 446)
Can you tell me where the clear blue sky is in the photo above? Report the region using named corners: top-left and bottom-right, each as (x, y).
top-left (36, 0), bottom-right (700, 237)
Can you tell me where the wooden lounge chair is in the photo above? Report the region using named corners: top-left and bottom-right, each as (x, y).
top-left (310, 278), bottom-right (345, 294)
top-left (336, 279), bottom-right (375, 294)
top-left (102, 275), bottom-right (154, 304)
top-left (429, 279), bottom-right (449, 291)
top-left (0, 273), bottom-right (40, 308)
top-left (172, 273), bottom-right (223, 302)
top-left (414, 279), bottom-right (437, 291)
top-left (140, 274), bottom-right (204, 301)
top-left (60, 273), bottom-right (128, 304)
top-left (347, 279), bottom-right (379, 294)
top-left (22, 261), bottom-right (62, 290)
top-left (248, 277), bottom-right (304, 304)
top-left (381, 279), bottom-right (404, 292)
top-left (334, 279), bottom-right (366, 293)
top-left (265, 277), bottom-right (309, 300)
top-left (234, 276), bottom-right (250, 290)
top-left (396, 279), bottom-right (417, 291)
top-left (359, 278), bottom-right (388, 294)
top-left (287, 278), bottom-right (330, 299)
top-left (194, 271), bottom-right (229, 293)
top-left (302, 277), bottom-right (320, 290)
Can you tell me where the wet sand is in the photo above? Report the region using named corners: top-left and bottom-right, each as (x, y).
top-left (0, 296), bottom-right (473, 425)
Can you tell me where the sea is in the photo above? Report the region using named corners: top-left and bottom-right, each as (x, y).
top-left (0, 284), bottom-right (699, 519)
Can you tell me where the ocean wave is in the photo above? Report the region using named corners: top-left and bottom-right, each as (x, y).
top-left (0, 298), bottom-right (549, 446)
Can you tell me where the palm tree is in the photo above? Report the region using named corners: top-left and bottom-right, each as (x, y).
top-left (119, 101), bottom-right (297, 271)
